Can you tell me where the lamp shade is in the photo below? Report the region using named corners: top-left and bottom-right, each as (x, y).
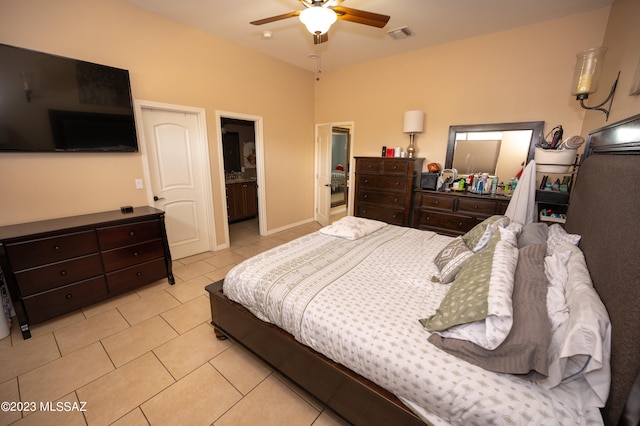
top-left (299, 6), bottom-right (337, 35)
top-left (403, 110), bottom-right (424, 133)
top-left (571, 47), bottom-right (607, 96)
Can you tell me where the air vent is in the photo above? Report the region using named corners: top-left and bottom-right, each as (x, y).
top-left (387, 27), bottom-right (414, 40)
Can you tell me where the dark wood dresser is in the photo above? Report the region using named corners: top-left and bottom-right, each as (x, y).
top-left (0, 207), bottom-right (174, 339)
top-left (354, 157), bottom-right (424, 226)
top-left (412, 190), bottom-right (510, 236)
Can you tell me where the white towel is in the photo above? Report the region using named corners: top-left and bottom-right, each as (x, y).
top-left (505, 160), bottom-right (537, 225)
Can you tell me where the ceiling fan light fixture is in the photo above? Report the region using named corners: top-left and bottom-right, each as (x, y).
top-left (299, 6), bottom-right (337, 35)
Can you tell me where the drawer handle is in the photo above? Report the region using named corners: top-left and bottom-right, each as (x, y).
top-left (363, 194), bottom-right (368, 199)
top-left (394, 198), bottom-right (399, 202)
top-left (458, 222), bottom-right (464, 227)
top-left (66, 293), bottom-right (72, 300)
top-left (474, 205), bottom-right (479, 209)
top-left (425, 215), bottom-right (431, 221)
top-left (60, 270), bottom-right (67, 276)
top-left (392, 213), bottom-right (397, 218)
top-left (364, 179), bottom-right (369, 184)
top-left (362, 209), bottom-right (367, 213)
top-left (129, 231), bottom-right (136, 237)
top-left (134, 252), bottom-right (139, 257)
top-left (136, 272), bottom-right (143, 277)
top-left (392, 166), bottom-right (398, 170)
top-left (395, 182), bottom-right (400, 186)
top-left (433, 200), bottom-right (439, 205)
top-left (54, 245), bottom-right (61, 251)
top-left (367, 164), bottom-right (373, 169)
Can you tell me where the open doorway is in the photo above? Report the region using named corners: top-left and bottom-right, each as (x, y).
top-left (218, 113), bottom-right (265, 247)
top-left (331, 126), bottom-right (351, 208)
top-left (315, 122), bottom-right (353, 226)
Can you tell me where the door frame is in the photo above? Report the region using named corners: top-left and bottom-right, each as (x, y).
top-left (314, 121), bottom-right (355, 222)
top-left (215, 110), bottom-right (266, 245)
top-left (134, 99), bottom-right (216, 252)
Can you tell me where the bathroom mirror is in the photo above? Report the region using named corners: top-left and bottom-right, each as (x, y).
top-left (445, 121), bottom-right (544, 180)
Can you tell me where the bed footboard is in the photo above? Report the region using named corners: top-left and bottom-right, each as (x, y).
top-left (205, 280), bottom-right (426, 426)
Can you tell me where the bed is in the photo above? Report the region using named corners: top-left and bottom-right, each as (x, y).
top-left (331, 169), bottom-right (346, 191)
top-left (206, 114), bottom-right (640, 425)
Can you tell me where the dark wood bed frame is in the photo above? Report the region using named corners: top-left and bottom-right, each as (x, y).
top-left (206, 114), bottom-right (640, 426)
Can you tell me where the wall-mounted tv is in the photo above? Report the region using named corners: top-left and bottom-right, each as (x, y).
top-left (0, 43), bottom-right (138, 152)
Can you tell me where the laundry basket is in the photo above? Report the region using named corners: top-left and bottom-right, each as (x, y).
top-left (534, 148), bottom-right (577, 173)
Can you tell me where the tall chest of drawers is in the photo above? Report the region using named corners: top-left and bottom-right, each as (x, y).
top-left (354, 157), bottom-right (424, 226)
top-left (0, 207), bottom-right (174, 339)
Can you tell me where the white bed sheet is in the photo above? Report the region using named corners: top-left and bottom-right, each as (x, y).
top-left (223, 224), bottom-right (603, 425)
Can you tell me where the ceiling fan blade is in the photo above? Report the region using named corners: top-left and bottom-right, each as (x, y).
top-left (250, 11), bottom-right (300, 26)
top-left (313, 33), bottom-right (329, 45)
top-left (331, 6), bottom-right (390, 28)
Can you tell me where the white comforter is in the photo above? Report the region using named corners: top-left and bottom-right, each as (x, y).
top-left (223, 225), bottom-right (603, 425)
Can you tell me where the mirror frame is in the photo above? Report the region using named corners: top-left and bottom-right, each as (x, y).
top-left (445, 121), bottom-right (545, 172)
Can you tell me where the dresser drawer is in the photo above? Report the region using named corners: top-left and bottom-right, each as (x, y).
top-left (106, 258), bottom-right (168, 294)
top-left (22, 276), bottom-right (108, 324)
top-left (6, 231), bottom-right (99, 270)
top-left (101, 239), bottom-right (165, 272)
top-left (356, 204), bottom-right (405, 225)
top-left (415, 210), bottom-right (476, 233)
top-left (357, 190), bottom-right (405, 206)
top-left (358, 175), bottom-right (408, 192)
top-left (457, 198), bottom-right (498, 216)
top-left (97, 219), bottom-right (162, 250)
top-left (496, 201), bottom-right (509, 215)
top-left (419, 194), bottom-right (455, 211)
top-left (356, 158), bottom-right (384, 174)
top-left (15, 253), bottom-right (103, 296)
top-left (381, 159), bottom-right (410, 175)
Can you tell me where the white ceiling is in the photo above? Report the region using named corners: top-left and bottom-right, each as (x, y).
top-left (122, 0), bottom-right (613, 72)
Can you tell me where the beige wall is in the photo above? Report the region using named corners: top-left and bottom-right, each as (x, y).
top-left (314, 9), bottom-right (610, 169)
top-left (581, 0), bottom-right (640, 134)
top-left (0, 0), bottom-right (316, 246)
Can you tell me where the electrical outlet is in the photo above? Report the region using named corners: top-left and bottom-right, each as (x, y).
top-left (135, 179), bottom-right (143, 189)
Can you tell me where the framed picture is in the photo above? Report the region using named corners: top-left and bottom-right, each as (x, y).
top-left (243, 141), bottom-right (256, 168)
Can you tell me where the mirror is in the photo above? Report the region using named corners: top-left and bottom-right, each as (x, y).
top-left (445, 121), bottom-right (544, 181)
top-left (331, 126), bottom-right (350, 208)
top-left (221, 117), bottom-right (257, 179)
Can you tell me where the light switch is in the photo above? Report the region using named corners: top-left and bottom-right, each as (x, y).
top-left (135, 179), bottom-right (143, 189)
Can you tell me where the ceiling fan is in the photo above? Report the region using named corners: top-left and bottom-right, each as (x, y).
top-left (250, 0), bottom-right (390, 45)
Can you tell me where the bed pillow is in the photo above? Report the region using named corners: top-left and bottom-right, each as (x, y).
top-left (420, 226), bottom-right (519, 350)
top-left (546, 223), bottom-right (581, 255)
top-left (428, 242), bottom-right (551, 379)
top-left (461, 215), bottom-right (510, 252)
top-left (518, 222), bottom-right (548, 248)
top-left (433, 237), bottom-right (474, 284)
top-left (319, 216), bottom-right (387, 240)
top-left (540, 244), bottom-right (611, 408)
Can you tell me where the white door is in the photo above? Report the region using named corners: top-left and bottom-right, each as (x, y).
top-left (315, 123), bottom-right (332, 226)
top-left (139, 106), bottom-right (213, 259)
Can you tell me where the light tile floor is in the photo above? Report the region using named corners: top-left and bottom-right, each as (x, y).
top-left (0, 218), bottom-right (349, 426)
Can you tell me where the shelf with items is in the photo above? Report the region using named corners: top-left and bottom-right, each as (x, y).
top-left (534, 153), bottom-right (580, 224)
top-left (539, 205), bottom-right (567, 224)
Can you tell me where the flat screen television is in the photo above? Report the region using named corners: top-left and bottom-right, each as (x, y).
top-left (0, 43), bottom-right (139, 152)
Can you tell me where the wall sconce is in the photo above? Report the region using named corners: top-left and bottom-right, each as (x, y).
top-left (570, 47), bottom-right (619, 121)
top-left (21, 71), bottom-right (32, 103)
top-left (403, 110), bottom-right (424, 158)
